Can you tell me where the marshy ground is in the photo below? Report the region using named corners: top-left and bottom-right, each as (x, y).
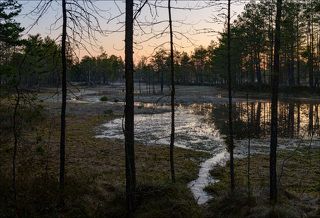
top-left (0, 84), bottom-right (319, 217)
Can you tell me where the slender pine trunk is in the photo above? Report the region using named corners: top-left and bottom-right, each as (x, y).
top-left (308, 14), bottom-right (314, 88)
top-left (125, 0), bottom-right (136, 215)
top-left (289, 42), bottom-right (295, 86)
top-left (270, 0), bottom-right (282, 204)
top-left (12, 85), bottom-right (20, 213)
top-left (297, 104), bottom-right (300, 135)
top-left (246, 94), bottom-right (251, 196)
top-left (161, 71), bottom-right (164, 94)
top-left (269, 1), bottom-right (274, 85)
top-left (59, 0), bottom-right (67, 207)
top-left (168, 0), bottom-right (176, 183)
top-left (296, 13), bottom-right (300, 85)
top-left (227, 0), bottom-right (235, 193)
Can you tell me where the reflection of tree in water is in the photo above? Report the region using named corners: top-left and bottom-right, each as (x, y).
top-left (210, 101), bottom-right (320, 139)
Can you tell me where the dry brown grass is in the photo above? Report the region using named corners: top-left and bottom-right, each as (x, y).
top-left (0, 110), bottom-right (209, 217)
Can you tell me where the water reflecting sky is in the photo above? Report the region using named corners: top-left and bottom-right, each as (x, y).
top-left (97, 100), bottom-right (320, 152)
top-left (199, 101), bottom-right (320, 139)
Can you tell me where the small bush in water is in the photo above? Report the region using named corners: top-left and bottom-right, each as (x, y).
top-left (100, 96), bottom-right (108, 101)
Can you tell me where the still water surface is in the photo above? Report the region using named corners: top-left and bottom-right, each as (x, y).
top-left (97, 100), bottom-right (320, 149)
top-left (96, 99), bottom-right (320, 204)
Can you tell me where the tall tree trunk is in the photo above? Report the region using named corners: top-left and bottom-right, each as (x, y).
top-left (227, 0), bottom-right (235, 193)
top-left (160, 71), bottom-right (164, 94)
top-left (288, 103), bottom-right (294, 138)
top-left (152, 72), bottom-right (155, 94)
top-left (270, 0), bottom-right (282, 204)
top-left (148, 73), bottom-right (151, 94)
top-left (288, 43), bottom-right (295, 86)
top-left (59, 0), bottom-right (67, 207)
top-left (246, 94), bottom-right (251, 196)
top-left (269, 1), bottom-right (274, 85)
top-left (168, 0), bottom-right (176, 183)
top-left (296, 13), bottom-right (300, 85)
top-left (317, 33), bottom-right (320, 88)
top-left (308, 15), bottom-right (314, 88)
top-left (125, 0), bottom-right (136, 214)
top-left (256, 102), bottom-right (262, 136)
top-left (12, 85), bottom-right (20, 213)
top-left (308, 104), bottom-right (314, 136)
top-left (297, 104), bottom-right (300, 135)
top-left (250, 52), bottom-right (255, 83)
top-left (256, 52), bottom-right (262, 84)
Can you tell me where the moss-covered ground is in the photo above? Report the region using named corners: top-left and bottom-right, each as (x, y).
top-left (0, 103), bottom-right (209, 217)
top-left (204, 148), bottom-right (320, 218)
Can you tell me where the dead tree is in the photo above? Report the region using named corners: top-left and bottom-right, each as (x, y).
top-left (29, 0), bottom-right (104, 208)
top-left (131, 1), bottom-right (204, 183)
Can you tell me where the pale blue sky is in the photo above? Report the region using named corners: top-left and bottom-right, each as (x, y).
top-left (17, 0), bottom-right (248, 60)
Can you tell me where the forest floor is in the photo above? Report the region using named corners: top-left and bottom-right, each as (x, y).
top-left (1, 84), bottom-right (319, 217)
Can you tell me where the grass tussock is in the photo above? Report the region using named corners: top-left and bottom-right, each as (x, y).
top-left (134, 184), bottom-right (202, 218)
top-left (204, 149), bottom-right (320, 217)
top-left (96, 184), bottom-right (203, 218)
top-left (205, 191), bottom-right (306, 218)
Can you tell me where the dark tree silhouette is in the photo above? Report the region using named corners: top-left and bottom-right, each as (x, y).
top-left (0, 0), bottom-right (24, 213)
top-left (270, 0), bottom-right (283, 204)
top-left (227, 0), bottom-right (235, 193)
top-left (307, 5), bottom-right (314, 89)
top-left (246, 94), bottom-right (251, 196)
top-left (168, 0), bottom-right (176, 183)
top-left (28, 0), bottom-right (105, 209)
top-left (125, 0), bottom-right (136, 215)
top-left (59, 0), bottom-right (67, 207)
top-left (12, 85), bottom-right (20, 212)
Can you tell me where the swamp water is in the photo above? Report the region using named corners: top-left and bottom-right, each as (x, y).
top-left (96, 100), bottom-right (320, 204)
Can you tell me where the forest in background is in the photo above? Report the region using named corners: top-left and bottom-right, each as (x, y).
top-left (1, 1), bottom-right (320, 90)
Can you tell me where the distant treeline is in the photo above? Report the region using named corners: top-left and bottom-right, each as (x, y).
top-left (135, 1), bottom-right (320, 88)
top-left (1, 1), bottom-right (319, 90)
top-left (0, 34), bottom-right (125, 89)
